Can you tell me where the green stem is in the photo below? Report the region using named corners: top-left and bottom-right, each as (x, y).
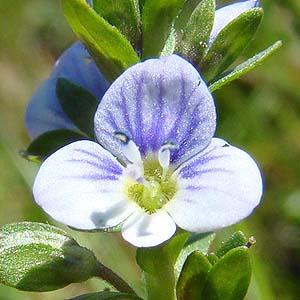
top-left (95, 261), bottom-right (137, 295)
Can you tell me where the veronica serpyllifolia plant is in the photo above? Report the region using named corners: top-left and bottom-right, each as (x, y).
top-left (32, 55), bottom-right (263, 247)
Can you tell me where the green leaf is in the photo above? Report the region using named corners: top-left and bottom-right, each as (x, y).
top-left (68, 291), bottom-right (143, 300)
top-left (56, 78), bottom-right (99, 137)
top-left (142, 0), bottom-right (186, 58)
top-left (0, 222), bottom-right (98, 291)
top-left (138, 0), bottom-right (146, 10)
top-left (175, 232), bottom-right (215, 278)
top-left (202, 247), bottom-right (252, 300)
top-left (21, 129), bottom-right (87, 162)
top-left (136, 233), bottom-right (189, 300)
top-left (176, 251), bottom-right (212, 300)
top-left (178, 0), bottom-right (215, 62)
top-left (175, 0), bottom-right (202, 32)
top-left (209, 40), bottom-right (283, 92)
top-left (93, 0), bottom-right (141, 48)
top-left (215, 231), bottom-right (248, 258)
top-left (160, 26), bottom-right (177, 57)
top-left (62, 0), bottom-right (139, 82)
top-left (200, 7), bottom-right (264, 82)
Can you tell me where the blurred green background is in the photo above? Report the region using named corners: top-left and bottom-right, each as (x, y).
top-left (0, 0), bottom-right (299, 299)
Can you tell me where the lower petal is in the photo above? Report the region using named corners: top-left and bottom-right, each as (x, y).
top-left (166, 138), bottom-right (263, 232)
top-left (33, 140), bottom-right (135, 230)
top-left (122, 210), bottom-right (176, 247)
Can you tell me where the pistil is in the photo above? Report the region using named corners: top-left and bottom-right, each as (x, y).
top-left (114, 131), bottom-right (177, 213)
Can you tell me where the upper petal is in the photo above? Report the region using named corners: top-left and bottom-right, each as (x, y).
top-left (209, 0), bottom-right (259, 47)
top-left (166, 138), bottom-right (263, 232)
top-left (94, 55), bottom-right (216, 167)
top-left (122, 210), bottom-right (176, 247)
top-left (33, 140), bottom-right (135, 230)
top-left (25, 42), bottom-right (108, 140)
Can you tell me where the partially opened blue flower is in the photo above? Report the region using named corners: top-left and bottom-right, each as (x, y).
top-left (25, 42), bottom-right (109, 140)
top-left (33, 55), bottom-right (262, 247)
top-left (209, 0), bottom-right (260, 47)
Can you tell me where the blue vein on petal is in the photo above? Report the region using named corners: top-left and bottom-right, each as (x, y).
top-left (174, 109), bottom-right (211, 160)
top-left (65, 174), bottom-right (120, 181)
top-left (119, 86), bottom-right (132, 134)
top-left (179, 154), bottom-right (231, 176)
top-left (180, 167), bottom-right (232, 179)
top-left (150, 73), bottom-right (165, 152)
top-left (106, 109), bottom-right (119, 130)
top-left (168, 73), bottom-right (195, 139)
top-left (134, 73), bottom-right (145, 149)
top-left (66, 159), bottom-right (122, 175)
top-left (71, 148), bottom-right (123, 175)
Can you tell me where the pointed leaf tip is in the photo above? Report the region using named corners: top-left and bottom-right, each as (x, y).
top-left (62, 0), bottom-right (139, 82)
top-left (209, 40), bottom-right (282, 91)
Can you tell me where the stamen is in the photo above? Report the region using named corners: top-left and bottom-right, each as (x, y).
top-left (114, 131), bottom-right (142, 165)
top-left (158, 141), bottom-right (177, 179)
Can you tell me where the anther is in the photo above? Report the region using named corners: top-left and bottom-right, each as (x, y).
top-left (114, 131), bottom-right (142, 165)
top-left (158, 141), bottom-right (177, 180)
top-left (246, 236), bottom-right (256, 248)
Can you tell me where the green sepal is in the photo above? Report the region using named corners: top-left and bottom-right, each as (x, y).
top-left (207, 253), bottom-right (219, 265)
top-left (215, 231), bottom-right (248, 258)
top-left (62, 0), bottom-right (139, 82)
top-left (209, 40), bottom-right (283, 92)
top-left (176, 251), bottom-right (212, 300)
top-left (0, 222), bottom-right (99, 292)
top-left (68, 291), bottom-right (143, 300)
top-left (177, 0), bottom-right (215, 62)
top-left (136, 232), bottom-right (189, 300)
top-left (142, 0), bottom-right (186, 58)
top-left (56, 78), bottom-right (99, 138)
top-left (202, 246), bottom-right (252, 300)
top-left (93, 0), bottom-right (141, 48)
top-left (175, 232), bottom-right (215, 278)
top-left (21, 129), bottom-right (88, 162)
top-left (200, 7), bottom-right (264, 82)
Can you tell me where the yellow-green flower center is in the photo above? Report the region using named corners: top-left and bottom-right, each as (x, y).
top-left (125, 157), bottom-right (177, 214)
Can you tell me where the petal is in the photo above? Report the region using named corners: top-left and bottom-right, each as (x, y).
top-left (51, 42), bottom-right (108, 99)
top-left (25, 42), bottom-right (108, 140)
top-left (25, 78), bottom-right (75, 140)
top-left (166, 138), bottom-right (263, 232)
top-left (122, 210), bottom-right (176, 247)
top-left (95, 55), bottom-right (216, 167)
top-left (209, 0), bottom-right (259, 47)
top-left (33, 140), bottom-right (135, 230)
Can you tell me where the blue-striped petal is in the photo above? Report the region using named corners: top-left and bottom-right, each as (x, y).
top-left (94, 55), bottom-right (216, 167)
top-left (25, 42), bottom-right (108, 140)
top-left (209, 0), bottom-right (260, 47)
top-left (33, 140), bottom-right (136, 230)
top-left (166, 138), bottom-right (263, 232)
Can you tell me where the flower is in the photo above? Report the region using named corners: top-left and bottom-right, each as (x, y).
top-left (33, 55), bottom-right (263, 247)
top-left (209, 0), bottom-right (260, 47)
top-left (25, 42), bottom-right (109, 140)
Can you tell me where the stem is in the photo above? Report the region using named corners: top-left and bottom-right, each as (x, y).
top-left (95, 261), bottom-right (137, 295)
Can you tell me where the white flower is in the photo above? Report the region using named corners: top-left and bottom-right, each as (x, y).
top-left (33, 55), bottom-right (263, 247)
